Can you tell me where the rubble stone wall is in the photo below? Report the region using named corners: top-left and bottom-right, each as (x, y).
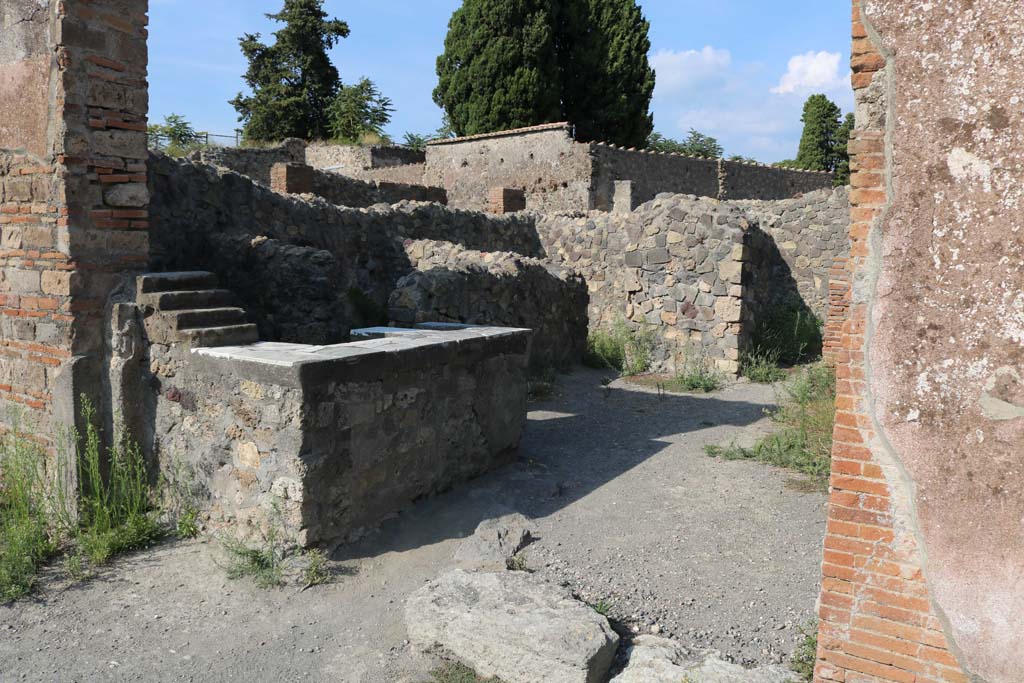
top-left (192, 139), bottom-right (306, 187)
top-left (149, 328), bottom-right (530, 546)
top-left (304, 143), bottom-right (424, 176)
top-left (390, 240), bottom-right (589, 369)
top-left (270, 162), bottom-right (447, 208)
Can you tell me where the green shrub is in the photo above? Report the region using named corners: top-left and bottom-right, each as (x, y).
top-left (0, 431), bottom-right (55, 601)
top-left (705, 364), bottom-right (835, 483)
top-left (673, 345), bottom-right (724, 393)
top-left (751, 301), bottom-right (823, 366)
top-left (741, 348), bottom-right (787, 383)
top-left (584, 320), bottom-right (654, 376)
top-left (790, 621), bottom-right (819, 681)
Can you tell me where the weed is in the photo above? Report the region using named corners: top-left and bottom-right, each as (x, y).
top-left (0, 427), bottom-right (56, 602)
top-left (705, 364), bottom-right (835, 484)
top-left (790, 621), bottom-right (818, 682)
top-left (740, 347), bottom-right (787, 384)
top-left (527, 366), bottom-right (556, 402)
top-left (584, 320), bottom-right (654, 376)
top-left (176, 506), bottom-right (200, 539)
top-left (588, 600), bottom-right (613, 617)
top-left (301, 549), bottom-right (332, 589)
top-left (673, 345), bottom-right (724, 393)
top-left (62, 552), bottom-right (90, 582)
top-left (751, 301), bottom-right (823, 366)
top-left (505, 553), bottom-right (529, 572)
top-left (431, 661), bottom-right (504, 683)
top-left (220, 534), bottom-right (284, 589)
top-left (73, 400), bottom-right (162, 565)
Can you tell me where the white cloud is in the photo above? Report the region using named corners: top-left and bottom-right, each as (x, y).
top-left (650, 47), bottom-right (732, 95)
top-left (770, 51), bottom-right (844, 94)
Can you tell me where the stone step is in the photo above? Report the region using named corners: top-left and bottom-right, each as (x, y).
top-left (184, 324), bottom-right (259, 348)
top-left (171, 307), bottom-right (249, 331)
top-left (138, 271), bottom-right (218, 294)
top-left (139, 289), bottom-right (238, 312)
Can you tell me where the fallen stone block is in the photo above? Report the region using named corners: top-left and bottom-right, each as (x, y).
top-left (611, 636), bottom-right (797, 683)
top-left (454, 513), bottom-right (533, 571)
top-left (405, 569), bottom-right (619, 683)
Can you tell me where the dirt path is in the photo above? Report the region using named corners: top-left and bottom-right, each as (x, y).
top-left (0, 369), bottom-right (826, 682)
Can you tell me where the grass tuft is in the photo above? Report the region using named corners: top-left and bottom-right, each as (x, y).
top-left (301, 549), bottom-right (333, 589)
top-left (584, 320), bottom-right (654, 377)
top-left (587, 599), bottom-right (613, 617)
top-left (672, 345), bottom-right (724, 393)
top-left (790, 621), bottom-right (818, 682)
top-left (220, 533), bottom-right (285, 589)
top-left (705, 364), bottom-right (835, 484)
top-left (740, 347), bottom-right (788, 384)
top-left (431, 661), bottom-right (504, 683)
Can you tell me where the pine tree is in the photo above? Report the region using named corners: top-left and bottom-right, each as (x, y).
top-left (833, 113), bottom-right (855, 186)
top-left (795, 94), bottom-right (842, 171)
top-left (231, 0), bottom-right (350, 141)
top-left (558, 0), bottom-right (655, 147)
top-left (433, 0), bottom-right (562, 137)
top-left (328, 78), bottom-right (394, 142)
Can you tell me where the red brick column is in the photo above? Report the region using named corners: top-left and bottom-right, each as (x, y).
top-left (1, 0), bottom-right (150, 445)
top-left (813, 4), bottom-right (969, 682)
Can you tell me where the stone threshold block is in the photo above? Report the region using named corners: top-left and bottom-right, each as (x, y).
top-left (170, 326), bottom-right (531, 546)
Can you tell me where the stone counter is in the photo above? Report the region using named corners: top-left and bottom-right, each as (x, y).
top-left (153, 326), bottom-right (531, 546)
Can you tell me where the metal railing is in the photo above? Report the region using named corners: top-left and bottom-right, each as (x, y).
top-left (148, 131), bottom-right (243, 150)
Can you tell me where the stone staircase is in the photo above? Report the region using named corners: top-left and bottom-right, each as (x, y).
top-left (137, 271), bottom-right (258, 348)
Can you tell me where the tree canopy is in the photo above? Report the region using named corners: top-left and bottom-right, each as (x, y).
top-left (647, 130), bottom-right (724, 159)
top-left (231, 0), bottom-right (350, 141)
top-left (434, 0), bottom-right (654, 146)
top-left (795, 94), bottom-right (842, 172)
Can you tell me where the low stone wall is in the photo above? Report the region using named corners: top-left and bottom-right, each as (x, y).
top-left (589, 145), bottom-right (720, 210)
top-left (718, 160), bottom-right (835, 200)
top-left (191, 139), bottom-right (306, 187)
top-left (270, 162), bottom-right (447, 208)
top-left (149, 327), bottom-right (530, 545)
top-left (390, 240), bottom-right (589, 369)
top-left (536, 197), bottom-right (748, 374)
top-left (737, 187), bottom-right (850, 320)
top-left (148, 153), bottom-right (544, 340)
top-left (362, 163), bottom-right (428, 186)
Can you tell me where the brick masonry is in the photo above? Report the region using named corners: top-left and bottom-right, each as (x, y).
top-left (815, 2), bottom-right (1023, 682)
top-left (1, 0), bottom-right (150, 446)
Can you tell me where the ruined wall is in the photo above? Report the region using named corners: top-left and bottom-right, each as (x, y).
top-left (719, 160), bottom-right (835, 201)
top-left (589, 145), bottom-right (720, 211)
top-left (148, 154), bottom-right (543, 340)
top-left (390, 240), bottom-right (589, 369)
top-left (192, 139), bottom-right (305, 187)
top-left (361, 163), bottom-right (428, 186)
top-left (814, 3), bottom-right (1023, 683)
top-left (423, 124), bottom-right (594, 212)
top-left (1, 0), bottom-right (151, 445)
top-left (270, 162), bottom-right (447, 208)
top-left (739, 187), bottom-right (850, 320)
top-left (536, 197), bottom-right (748, 375)
top-left (149, 327), bottom-right (530, 546)
top-left (305, 143), bottom-right (424, 176)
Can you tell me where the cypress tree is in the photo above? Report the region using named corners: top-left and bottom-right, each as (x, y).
top-left (559, 0), bottom-right (655, 147)
top-left (433, 0), bottom-right (562, 137)
top-left (231, 0), bottom-right (350, 141)
top-left (795, 94), bottom-right (842, 171)
top-left (833, 113), bottom-right (855, 186)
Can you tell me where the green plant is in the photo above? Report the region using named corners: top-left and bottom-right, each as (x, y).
top-left (527, 366), bottom-right (556, 402)
top-left (403, 132), bottom-right (428, 151)
top-left (301, 549), bottom-right (332, 589)
top-left (647, 129), bottom-right (723, 158)
top-left (751, 301), bottom-right (824, 366)
top-left (588, 600), bottom-right (613, 616)
top-left (584, 320), bottom-right (653, 376)
top-left (74, 400), bottom-right (162, 565)
top-left (220, 534), bottom-right (284, 589)
top-left (506, 553), bottom-right (528, 572)
top-left (176, 506), bottom-right (200, 539)
top-left (790, 621), bottom-right (818, 682)
top-left (741, 347), bottom-right (787, 384)
top-left (705, 364), bottom-right (835, 484)
top-left (328, 77), bottom-right (394, 142)
top-left (431, 661), bottom-right (504, 683)
top-left (0, 429), bottom-right (55, 601)
top-left (673, 345), bottom-right (724, 393)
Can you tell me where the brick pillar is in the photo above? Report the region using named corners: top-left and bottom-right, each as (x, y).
top-left (813, 2), bottom-right (1020, 681)
top-left (270, 162), bottom-right (316, 195)
top-left (0, 0), bottom-right (150, 448)
top-left (821, 254), bottom-right (850, 363)
top-left (487, 187), bottom-right (526, 214)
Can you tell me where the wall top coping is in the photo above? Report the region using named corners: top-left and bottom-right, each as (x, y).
top-left (427, 122), bottom-right (572, 146)
top-left (191, 326), bottom-right (531, 373)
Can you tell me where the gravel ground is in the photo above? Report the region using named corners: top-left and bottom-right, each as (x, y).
top-left (0, 368), bottom-right (827, 682)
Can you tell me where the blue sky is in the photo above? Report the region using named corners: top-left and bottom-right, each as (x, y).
top-left (149, 0), bottom-right (853, 162)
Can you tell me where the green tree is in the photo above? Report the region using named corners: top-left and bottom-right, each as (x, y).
top-left (434, 0), bottom-right (562, 137)
top-left (833, 113), bottom-right (855, 186)
top-left (231, 0), bottom-right (350, 141)
top-left (647, 129), bottom-right (723, 158)
top-left (558, 0), bottom-right (655, 147)
top-left (795, 94), bottom-right (842, 172)
top-left (147, 114), bottom-right (205, 156)
top-left (328, 78), bottom-right (394, 142)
